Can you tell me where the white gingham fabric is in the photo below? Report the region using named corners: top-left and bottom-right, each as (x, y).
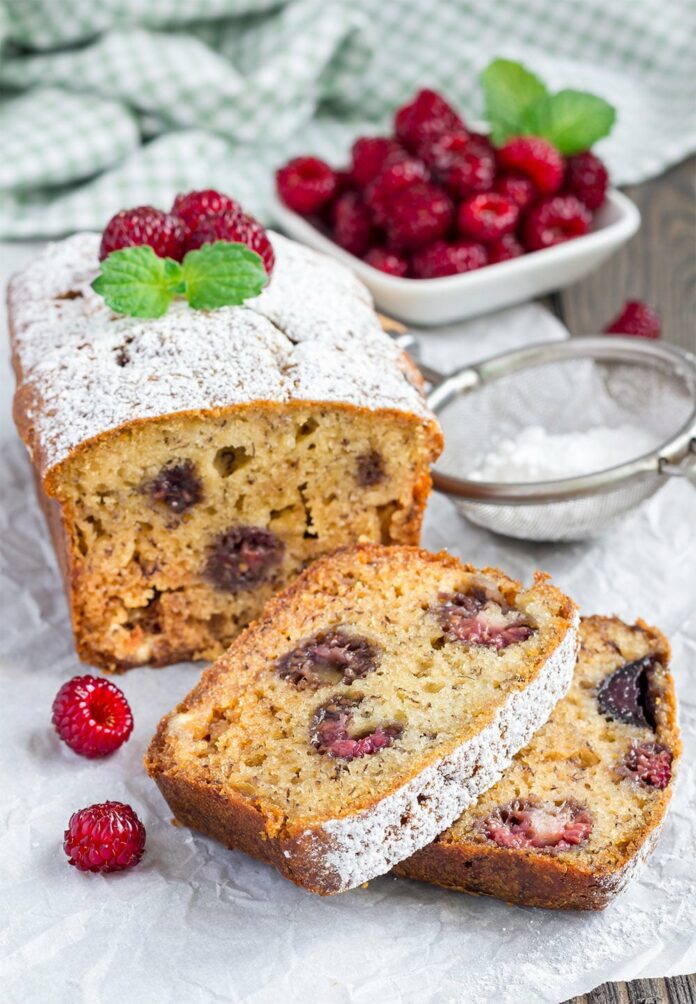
top-left (0, 0), bottom-right (694, 237)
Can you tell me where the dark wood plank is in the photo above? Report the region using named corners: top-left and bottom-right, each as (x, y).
top-left (564, 973), bottom-right (695, 1004)
top-left (558, 157), bottom-right (696, 353)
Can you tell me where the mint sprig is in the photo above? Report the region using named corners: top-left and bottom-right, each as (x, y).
top-left (182, 241), bottom-right (269, 311)
top-left (520, 89), bottom-right (616, 156)
top-left (480, 59), bottom-right (616, 154)
top-left (481, 59), bottom-right (547, 147)
top-left (92, 241), bottom-right (269, 319)
top-left (91, 246), bottom-right (185, 318)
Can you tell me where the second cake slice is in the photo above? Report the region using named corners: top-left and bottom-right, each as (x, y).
top-left (146, 544), bottom-right (578, 893)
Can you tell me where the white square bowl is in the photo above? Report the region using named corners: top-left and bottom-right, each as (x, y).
top-left (271, 189), bottom-right (640, 327)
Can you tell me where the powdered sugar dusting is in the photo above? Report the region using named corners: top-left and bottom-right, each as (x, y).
top-left (291, 612), bottom-right (579, 893)
top-left (9, 232), bottom-right (433, 477)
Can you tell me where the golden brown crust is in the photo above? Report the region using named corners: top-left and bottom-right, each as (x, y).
top-left (394, 615), bottom-right (680, 910)
top-left (147, 735), bottom-right (343, 894)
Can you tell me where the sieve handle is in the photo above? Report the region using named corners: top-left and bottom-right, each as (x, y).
top-left (659, 439), bottom-right (696, 484)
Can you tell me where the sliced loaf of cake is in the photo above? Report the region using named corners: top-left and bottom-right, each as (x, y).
top-left (146, 544), bottom-right (578, 894)
top-left (394, 615), bottom-right (680, 909)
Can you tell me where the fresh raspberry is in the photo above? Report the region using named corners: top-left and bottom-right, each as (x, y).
top-left (418, 129), bottom-right (470, 169)
top-left (331, 191), bottom-right (373, 256)
top-left (457, 192), bottom-right (519, 243)
top-left (99, 207), bottom-right (185, 262)
top-left (411, 239), bottom-right (488, 279)
top-left (276, 156), bottom-right (338, 214)
top-left (494, 172), bottom-right (537, 211)
top-left (394, 89), bottom-right (465, 153)
top-left (489, 233), bottom-right (525, 264)
top-left (63, 802), bottom-right (146, 873)
top-left (385, 182), bottom-right (453, 250)
top-left (52, 675), bottom-right (134, 758)
top-left (428, 134), bottom-right (496, 199)
top-left (171, 189), bottom-right (240, 234)
top-left (565, 151), bottom-right (609, 211)
top-left (333, 169), bottom-right (355, 197)
top-left (364, 157), bottom-right (429, 226)
top-left (483, 798), bottom-right (592, 850)
top-left (498, 137), bottom-right (565, 195)
top-left (604, 300), bottom-right (661, 339)
top-left (364, 247), bottom-right (409, 277)
top-left (618, 741), bottom-right (673, 789)
top-left (185, 209), bottom-right (275, 274)
top-left (349, 136), bottom-right (404, 189)
top-left (523, 195), bottom-right (591, 251)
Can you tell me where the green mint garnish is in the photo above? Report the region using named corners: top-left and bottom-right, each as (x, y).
top-left (91, 246), bottom-right (185, 318)
top-left (520, 89), bottom-right (616, 155)
top-left (181, 241), bottom-right (269, 311)
top-left (91, 241), bottom-right (268, 319)
top-left (481, 58), bottom-right (616, 153)
top-left (481, 59), bottom-right (548, 147)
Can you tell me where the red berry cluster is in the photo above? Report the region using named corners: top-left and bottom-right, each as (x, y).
top-left (275, 89), bottom-right (609, 279)
top-left (99, 189), bottom-right (275, 275)
top-left (52, 675), bottom-right (146, 874)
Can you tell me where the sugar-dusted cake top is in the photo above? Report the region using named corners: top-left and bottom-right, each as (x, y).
top-left (9, 232), bottom-right (435, 479)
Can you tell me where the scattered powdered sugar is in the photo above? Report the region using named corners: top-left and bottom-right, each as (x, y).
top-left (291, 612), bottom-right (579, 893)
top-left (9, 231), bottom-right (434, 478)
top-left (468, 423), bottom-right (655, 483)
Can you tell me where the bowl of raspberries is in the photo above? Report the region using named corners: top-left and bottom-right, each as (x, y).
top-left (274, 66), bottom-right (639, 326)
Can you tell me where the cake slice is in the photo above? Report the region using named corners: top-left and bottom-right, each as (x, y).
top-left (394, 615), bottom-right (680, 909)
top-left (146, 544), bottom-right (578, 894)
top-left (9, 229), bottom-right (441, 670)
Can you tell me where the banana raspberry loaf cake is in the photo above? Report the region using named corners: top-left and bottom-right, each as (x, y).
top-left (394, 615), bottom-right (680, 909)
top-left (9, 232), bottom-right (441, 670)
top-left (146, 544), bottom-right (579, 894)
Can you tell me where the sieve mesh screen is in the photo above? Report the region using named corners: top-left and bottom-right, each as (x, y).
top-left (431, 347), bottom-right (695, 541)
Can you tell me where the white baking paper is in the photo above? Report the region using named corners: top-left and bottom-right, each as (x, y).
top-left (1, 275), bottom-right (695, 1004)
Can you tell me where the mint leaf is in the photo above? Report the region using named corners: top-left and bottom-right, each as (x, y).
top-left (92, 246), bottom-right (183, 318)
top-left (521, 90), bottom-right (616, 154)
top-left (91, 239), bottom-right (269, 318)
top-left (181, 241), bottom-right (268, 311)
top-left (480, 59), bottom-right (548, 146)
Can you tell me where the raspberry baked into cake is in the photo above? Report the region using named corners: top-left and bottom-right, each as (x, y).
top-left (395, 615), bottom-right (680, 909)
top-left (9, 199), bottom-right (441, 670)
top-left (146, 544), bottom-right (579, 894)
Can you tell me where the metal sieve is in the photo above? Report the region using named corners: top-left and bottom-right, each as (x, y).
top-left (396, 333), bottom-right (696, 542)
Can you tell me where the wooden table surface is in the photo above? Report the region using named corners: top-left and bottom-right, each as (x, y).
top-left (564, 973), bottom-right (695, 1004)
top-left (560, 154), bottom-right (696, 1004)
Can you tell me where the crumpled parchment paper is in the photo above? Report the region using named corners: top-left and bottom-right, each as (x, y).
top-left (1, 291), bottom-right (695, 1004)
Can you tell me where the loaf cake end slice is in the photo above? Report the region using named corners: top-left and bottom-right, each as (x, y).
top-left (9, 232), bottom-right (441, 669)
top-left (394, 615), bottom-right (680, 909)
top-left (146, 544), bottom-right (578, 894)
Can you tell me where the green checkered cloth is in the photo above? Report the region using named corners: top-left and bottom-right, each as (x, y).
top-left (0, 0), bottom-right (694, 238)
